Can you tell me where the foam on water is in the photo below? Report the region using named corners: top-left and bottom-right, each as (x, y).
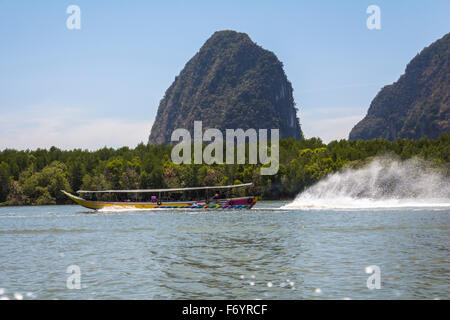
top-left (96, 206), bottom-right (217, 213)
top-left (97, 206), bottom-right (172, 213)
top-left (283, 157), bottom-right (450, 210)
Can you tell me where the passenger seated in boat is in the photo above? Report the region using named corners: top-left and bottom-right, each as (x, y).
top-left (151, 196), bottom-right (157, 203)
top-left (213, 193), bottom-right (220, 199)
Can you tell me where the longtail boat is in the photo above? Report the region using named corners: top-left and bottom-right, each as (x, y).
top-left (61, 183), bottom-right (257, 211)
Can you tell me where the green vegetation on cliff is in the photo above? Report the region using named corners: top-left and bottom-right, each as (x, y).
top-left (350, 32), bottom-right (449, 141)
top-left (1, 134), bottom-right (449, 205)
top-left (149, 30), bottom-right (303, 145)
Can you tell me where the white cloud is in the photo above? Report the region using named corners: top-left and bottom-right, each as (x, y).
top-left (0, 103), bottom-right (153, 150)
top-left (302, 115), bottom-right (364, 143)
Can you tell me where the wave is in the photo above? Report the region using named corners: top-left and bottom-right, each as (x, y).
top-left (0, 228), bottom-right (93, 234)
top-left (282, 157), bottom-right (450, 210)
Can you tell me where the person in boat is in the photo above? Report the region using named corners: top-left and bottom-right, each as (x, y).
top-left (213, 193), bottom-right (220, 200)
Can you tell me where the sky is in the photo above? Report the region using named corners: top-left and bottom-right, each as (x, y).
top-left (0, 0), bottom-right (449, 150)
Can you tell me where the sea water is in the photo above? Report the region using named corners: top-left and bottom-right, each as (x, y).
top-left (0, 202), bottom-right (448, 300)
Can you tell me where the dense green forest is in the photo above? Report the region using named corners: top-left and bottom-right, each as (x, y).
top-left (0, 134), bottom-right (449, 205)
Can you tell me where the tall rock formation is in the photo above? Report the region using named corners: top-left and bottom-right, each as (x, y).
top-left (149, 30), bottom-right (303, 145)
top-left (350, 32), bottom-right (449, 141)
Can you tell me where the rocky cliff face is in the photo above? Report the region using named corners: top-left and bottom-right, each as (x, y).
top-left (149, 30), bottom-right (303, 145)
top-left (349, 32), bottom-right (450, 141)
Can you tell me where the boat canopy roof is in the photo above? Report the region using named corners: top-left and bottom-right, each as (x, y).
top-left (77, 183), bottom-right (252, 193)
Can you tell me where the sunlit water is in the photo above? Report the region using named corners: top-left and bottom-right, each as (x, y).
top-left (0, 202), bottom-right (449, 300)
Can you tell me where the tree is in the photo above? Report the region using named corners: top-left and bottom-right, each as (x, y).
top-left (68, 161), bottom-right (85, 193)
top-left (0, 162), bottom-right (11, 203)
top-left (22, 161), bottom-right (72, 205)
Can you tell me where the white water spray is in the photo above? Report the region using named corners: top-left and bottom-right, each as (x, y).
top-left (283, 157), bottom-right (450, 209)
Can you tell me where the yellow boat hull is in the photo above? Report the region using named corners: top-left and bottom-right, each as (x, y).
top-left (61, 191), bottom-right (257, 211)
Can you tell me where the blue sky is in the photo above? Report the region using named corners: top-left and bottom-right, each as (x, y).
top-left (0, 0), bottom-right (449, 149)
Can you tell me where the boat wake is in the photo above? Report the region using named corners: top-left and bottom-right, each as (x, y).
top-left (96, 206), bottom-right (174, 213)
top-left (282, 157), bottom-right (450, 210)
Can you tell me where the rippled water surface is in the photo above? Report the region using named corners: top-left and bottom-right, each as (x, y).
top-left (0, 203), bottom-right (449, 299)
